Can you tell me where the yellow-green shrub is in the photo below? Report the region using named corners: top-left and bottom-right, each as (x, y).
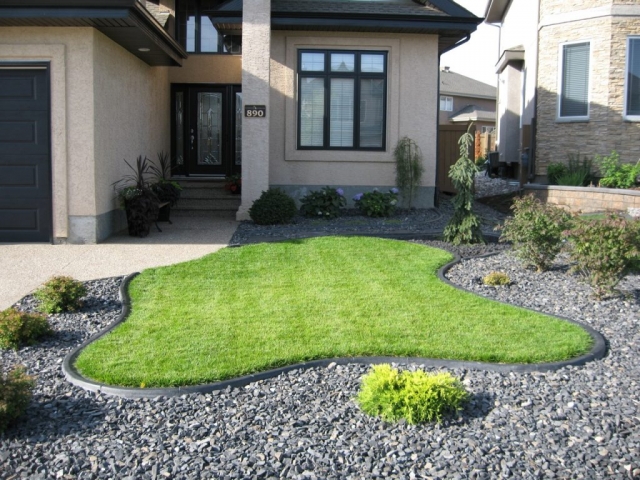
top-left (483, 271), bottom-right (511, 286)
top-left (0, 308), bottom-right (51, 350)
top-left (35, 276), bottom-right (86, 314)
top-left (356, 364), bottom-right (469, 424)
top-left (0, 366), bottom-right (35, 432)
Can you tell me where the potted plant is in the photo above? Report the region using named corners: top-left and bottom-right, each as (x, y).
top-left (112, 156), bottom-right (159, 237)
top-left (149, 151), bottom-right (182, 222)
top-left (224, 173), bottom-right (242, 194)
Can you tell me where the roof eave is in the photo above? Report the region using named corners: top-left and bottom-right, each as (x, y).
top-left (484, 0), bottom-right (511, 24)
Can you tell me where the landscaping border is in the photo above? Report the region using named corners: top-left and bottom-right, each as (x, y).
top-left (62, 239), bottom-right (608, 399)
top-left (524, 184), bottom-right (640, 215)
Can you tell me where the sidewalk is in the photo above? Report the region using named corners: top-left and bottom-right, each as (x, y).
top-left (0, 215), bottom-right (238, 309)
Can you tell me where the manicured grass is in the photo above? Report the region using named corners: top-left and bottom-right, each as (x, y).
top-left (75, 237), bottom-right (592, 388)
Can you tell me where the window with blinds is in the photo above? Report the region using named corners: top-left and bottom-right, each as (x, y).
top-left (559, 42), bottom-right (590, 119)
top-left (297, 50), bottom-right (387, 150)
top-left (626, 37), bottom-right (640, 118)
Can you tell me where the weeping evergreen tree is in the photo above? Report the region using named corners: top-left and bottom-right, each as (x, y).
top-left (443, 124), bottom-right (484, 245)
top-left (394, 137), bottom-right (424, 209)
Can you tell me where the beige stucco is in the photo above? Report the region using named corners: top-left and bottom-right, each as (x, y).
top-left (269, 31), bottom-right (438, 191)
top-left (168, 55), bottom-right (241, 84)
top-left (0, 27), bottom-right (170, 243)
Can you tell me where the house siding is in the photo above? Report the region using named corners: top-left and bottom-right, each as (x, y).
top-left (536, 4), bottom-right (640, 176)
top-left (438, 96), bottom-right (496, 125)
top-left (268, 31), bottom-right (438, 208)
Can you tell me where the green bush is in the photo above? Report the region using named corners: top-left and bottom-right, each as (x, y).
top-left (394, 137), bottom-right (424, 209)
top-left (564, 215), bottom-right (640, 299)
top-left (597, 150), bottom-right (640, 189)
top-left (546, 162), bottom-right (567, 185)
top-left (353, 189), bottom-right (398, 217)
top-left (356, 364), bottom-right (469, 424)
top-left (0, 308), bottom-right (51, 350)
top-left (482, 271), bottom-right (511, 286)
top-left (0, 366), bottom-right (35, 432)
top-left (443, 124), bottom-right (484, 245)
top-left (498, 195), bottom-right (572, 272)
top-left (300, 187), bottom-right (346, 219)
top-left (34, 276), bottom-right (87, 314)
top-left (249, 189), bottom-right (298, 225)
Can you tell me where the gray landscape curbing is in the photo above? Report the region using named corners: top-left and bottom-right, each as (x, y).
top-left (62, 236), bottom-right (608, 399)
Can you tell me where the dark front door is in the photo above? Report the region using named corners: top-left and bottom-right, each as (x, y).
top-left (0, 66), bottom-right (52, 243)
top-left (172, 85), bottom-right (241, 176)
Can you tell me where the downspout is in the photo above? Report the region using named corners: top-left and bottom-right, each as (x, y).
top-left (435, 34), bottom-right (471, 208)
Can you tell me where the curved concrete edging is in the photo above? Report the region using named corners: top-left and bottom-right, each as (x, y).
top-left (62, 236), bottom-right (608, 399)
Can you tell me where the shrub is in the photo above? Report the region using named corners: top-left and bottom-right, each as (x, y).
top-left (443, 124), bottom-right (484, 245)
top-left (498, 195), bottom-right (572, 272)
top-left (394, 137), bottom-right (424, 209)
top-left (0, 366), bottom-right (35, 432)
top-left (353, 189), bottom-right (398, 217)
top-left (482, 271), bottom-right (511, 286)
top-left (300, 187), bottom-right (346, 219)
top-left (475, 155), bottom-right (486, 168)
top-left (564, 215), bottom-right (640, 299)
top-left (34, 276), bottom-right (87, 314)
top-left (597, 150), bottom-right (640, 189)
top-left (249, 188), bottom-right (298, 225)
top-left (0, 308), bottom-right (51, 350)
top-left (356, 364), bottom-right (469, 424)
top-left (546, 162), bottom-right (567, 185)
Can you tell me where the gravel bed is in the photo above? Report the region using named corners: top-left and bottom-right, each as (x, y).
top-left (2, 239), bottom-right (639, 478)
top-left (474, 175), bottom-right (521, 199)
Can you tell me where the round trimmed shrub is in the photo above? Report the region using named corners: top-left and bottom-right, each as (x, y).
top-left (35, 276), bottom-right (87, 314)
top-left (0, 366), bottom-right (35, 432)
top-left (249, 188), bottom-right (298, 225)
top-left (0, 308), bottom-right (51, 350)
top-left (482, 271), bottom-right (511, 286)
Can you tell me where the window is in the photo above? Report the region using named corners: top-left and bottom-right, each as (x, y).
top-left (298, 50), bottom-right (387, 150)
top-left (176, 0), bottom-right (241, 54)
top-left (440, 96), bottom-right (453, 112)
top-left (558, 42), bottom-right (590, 119)
top-left (625, 37), bottom-right (640, 119)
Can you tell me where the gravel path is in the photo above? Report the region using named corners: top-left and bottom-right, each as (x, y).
top-left (2, 213), bottom-right (640, 478)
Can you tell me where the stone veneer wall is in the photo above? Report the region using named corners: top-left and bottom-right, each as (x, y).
top-left (536, 0), bottom-right (640, 177)
top-left (524, 184), bottom-right (640, 214)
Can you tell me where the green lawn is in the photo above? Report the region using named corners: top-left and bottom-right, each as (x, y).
top-left (75, 237), bottom-right (592, 388)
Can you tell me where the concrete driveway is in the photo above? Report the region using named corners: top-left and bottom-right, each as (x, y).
top-left (0, 215), bottom-right (238, 310)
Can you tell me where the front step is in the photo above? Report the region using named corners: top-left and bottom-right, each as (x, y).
top-left (172, 178), bottom-right (240, 217)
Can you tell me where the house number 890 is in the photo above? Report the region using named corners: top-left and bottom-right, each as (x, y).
top-left (245, 105), bottom-right (266, 118)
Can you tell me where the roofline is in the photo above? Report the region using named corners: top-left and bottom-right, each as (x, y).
top-left (484, 0), bottom-right (511, 23)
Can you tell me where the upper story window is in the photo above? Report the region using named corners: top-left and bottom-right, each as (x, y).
top-left (625, 36), bottom-right (640, 120)
top-left (440, 96), bottom-right (453, 112)
top-left (298, 50), bottom-right (387, 150)
top-left (176, 0), bottom-right (241, 54)
top-left (558, 41), bottom-right (590, 120)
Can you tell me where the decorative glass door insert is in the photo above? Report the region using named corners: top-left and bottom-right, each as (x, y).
top-left (197, 92), bottom-right (222, 165)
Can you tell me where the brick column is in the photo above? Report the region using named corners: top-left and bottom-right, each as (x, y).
top-left (237, 0), bottom-right (271, 220)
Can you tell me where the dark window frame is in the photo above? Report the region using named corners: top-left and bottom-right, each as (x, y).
top-left (297, 49), bottom-right (388, 151)
top-left (176, 0), bottom-right (233, 54)
top-left (625, 36), bottom-right (640, 119)
top-left (558, 41), bottom-right (590, 120)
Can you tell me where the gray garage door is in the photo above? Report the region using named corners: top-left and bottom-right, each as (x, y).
top-left (0, 66), bottom-right (52, 242)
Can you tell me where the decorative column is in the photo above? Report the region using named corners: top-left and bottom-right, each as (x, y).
top-left (237, 0), bottom-right (271, 220)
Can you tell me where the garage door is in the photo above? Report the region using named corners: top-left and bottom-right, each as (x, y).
top-left (0, 67), bottom-right (52, 242)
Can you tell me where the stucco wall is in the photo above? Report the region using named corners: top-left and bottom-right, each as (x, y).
top-left (0, 27), bottom-right (171, 243)
top-left (269, 31), bottom-right (438, 207)
top-left (168, 55), bottom-right (241, 84)
top-left (92, 29), bottom-right (170, 240)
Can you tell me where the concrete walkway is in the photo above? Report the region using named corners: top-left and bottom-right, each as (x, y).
top-left (0, 215), bottom-right (238, 310)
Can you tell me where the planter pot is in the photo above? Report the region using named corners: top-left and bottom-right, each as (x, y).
top-left (125, 206), bottom-right (151, 237)
top-left (124, 193), bottom-right (159, 238)
top-left (157, 203), bottom-right (171, 222)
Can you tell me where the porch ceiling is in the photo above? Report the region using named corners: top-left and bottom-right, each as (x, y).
top-left (0, 0), bottom-right (187, 66)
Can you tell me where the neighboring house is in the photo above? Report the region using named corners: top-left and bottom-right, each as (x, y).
top-left (0, 0), bottom-right (480, 244)
top-left (438, 66), bottom-right (496, 132)
top-left (486, 0), bottom-right (640, 182)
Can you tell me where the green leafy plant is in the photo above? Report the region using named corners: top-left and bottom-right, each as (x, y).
top-left (475, 155), bottom-right (486, 168)
top-left (0, 366), bottom-right (35, 432)
top-left (498, 195), bottom-right (572, 272)
top-left (0, 308), bottom-right (51, 350)
top-left (564, 215), bottom-right (640, 299)
top-left (353, 188), bottom-right (399, 217)
top-left (249, 188), bottom-right (298, 225)
top-left (482, 271), bottom-right (511, 286)
top-left (546, 162), bottom-right (568, 185)
top-left (149, 151), bottom-right (182, 207)
top-left (394, 137), bottom-right (424, 209)
top-left (35, 276), bottom-right (87, 314)
top-left (443, 124), bottom-right (484, 245)
top-left (561, 153), bottom-right (593, 186)
top-left (112, 156), bottom-right (160, 237)
top-left (356, 364), bottom-right (469, 424)
top-left (300, 187), bottom-right (346, 219)
top-left (224, 174), bottom-right (242, 194)
top-left (596, 150), bottom-right (640, 189)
